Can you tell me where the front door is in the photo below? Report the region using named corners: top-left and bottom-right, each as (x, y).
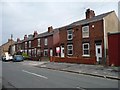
top-left (61, 46), bottom-right (64, 57)
top-left (50, 49), bottom-right (53, 56)
top-left (95, 45), bottom-right (102, 64)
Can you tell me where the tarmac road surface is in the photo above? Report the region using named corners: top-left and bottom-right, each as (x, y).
top-left (2, 61), bottom-right (119, 89)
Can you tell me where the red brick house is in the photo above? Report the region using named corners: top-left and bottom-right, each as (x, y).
top-left (30, 27), bottom-right (54, 61)
top-left (51, 9), bottom-right (120, 65)
top-left (14, 27), bottom-right (54, 61)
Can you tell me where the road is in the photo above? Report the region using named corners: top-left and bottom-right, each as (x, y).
top-left (2, 61), bottom-right (119, 89)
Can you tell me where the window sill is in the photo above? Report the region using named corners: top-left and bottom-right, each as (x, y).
top-left (82, 55), bottom-right (90, 57)
top-left (82, 37), bottom-right (89, 38)
top-left (67, 54), bottom-right (73, 56)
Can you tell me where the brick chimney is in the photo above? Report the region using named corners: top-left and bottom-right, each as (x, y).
top-left (33, 31), bottom-right (38, 38)
top-left (48, 26), bottom-right (53, 33)
top-left (24, 35), bottom-right (27, 40)
top-left (17, 38), bottom-right (20, 42)
top-left (86, 9), bottom-right (95, 19)
top-left (8, 39), bottom-right (12, 42)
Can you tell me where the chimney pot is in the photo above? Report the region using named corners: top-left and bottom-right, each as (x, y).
top-left (48, 26), bottom-right (53, 33)
top-left (17, 38), bottom-right (20, 42)
top-left (86, 9), bottom-right (95, 19)
top-left (24, 35), bottom-right (27, 40)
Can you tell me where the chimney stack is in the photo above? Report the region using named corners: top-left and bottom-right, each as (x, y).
top-left (17, 38), bottom-right (20, 42)
top-left (86, 9), bottom-right (95, 19)
top-left (24, 35), bottom-right (27, 40)
top-left (33, 31), bottom-right (38, 38)
top-left (8, 39), bottom-right (12, 42)
top-left (48, 26), bottom-right (53, 33)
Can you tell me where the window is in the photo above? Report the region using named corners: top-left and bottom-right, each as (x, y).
top-left (44, 49), bottom-right (48, 56)
top-left (29, 41), bottom-right (31, 48)
top-left (67, 30), bottom-right (73, 40)
top-left (25, 49), bottom-right (27, 54)
top-left (37, 49), bottom-right (41, 55)
top-left (34, 48), bottom-right (36, 57)
top-left (28, 49), bottom-right (31, 56)
top-left (32, 49), bottom-right (34, 56)
top-left (98, 48), bottom-right (100, 54)
top-left (67, 44), bottom-right (73, 55)
top-left (38, 39), bottom-right (40, 47)
top-left (44, 38), bottom-right (48, 46)
top-left (83, 43), bottom-right (90, 56)
top-left (82, 26), bottom-right (89, 38)
top-left (25, 42), bottom-right (27, 49)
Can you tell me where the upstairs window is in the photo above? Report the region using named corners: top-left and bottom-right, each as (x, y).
top-left (38, 39), bottom-right (40, 47)
top-left (25, 42), bottom-right (27, 49)
top-left (67, 44), bottom-right (73, 55)
top-left (82, 26), bottom-right (89, 38)
top-left (29, 41), bottom-right (31, 48)
top-left (44, 38), bottom-right (48, 46)
top-left (82, 43), bottom-right (90, 56)
top-left (67, 30), bottom-right (73, 40)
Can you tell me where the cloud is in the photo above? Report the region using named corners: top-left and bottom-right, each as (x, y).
top-left (1, 1), bottom-right (119, 45)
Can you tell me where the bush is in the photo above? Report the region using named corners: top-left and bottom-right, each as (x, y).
top-left (22, 53), bottom-right (29, 59)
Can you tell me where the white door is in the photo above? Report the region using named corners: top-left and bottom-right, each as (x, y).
top-left (50, 49), bottom-right (53, 56)
top-left (61, 46), bottom-right (64, 57)
top-left (95, 45), bottom-right (102, 63)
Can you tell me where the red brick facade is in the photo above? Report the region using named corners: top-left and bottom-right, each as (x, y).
top-left (51, 20), bottom-right (104, 64)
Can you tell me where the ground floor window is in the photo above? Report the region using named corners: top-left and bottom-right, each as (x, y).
top-left (34, 48), bottom-right (36, 57)
top-left (25, 49), bottom-right (27, 54)
top-left (67, 44), bottom-right (73, 55)
top-left (82, 43), bottom-right (90, 56)
top-left (28, 49), bottom-right (31, 56)
top-left (32, 49), bottom-right (34, 56)
top-left (37, 49), bottom-right (41, 56)
top-left (44, 49), bottom-right (48, 56)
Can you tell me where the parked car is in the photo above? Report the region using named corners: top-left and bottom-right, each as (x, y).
top-left (13, 55), bottom-right (24, 62)
top-left (2, 52), bottom-right (13, 61)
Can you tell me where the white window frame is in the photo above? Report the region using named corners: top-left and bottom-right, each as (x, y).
top-left (44, 49), bottom-right (48, 56)
top-left (28, 49), bottom-right (31, 56)
top-left (34, 48), bottom-right (36, 57)
top-left (67, 29), bottom-right (73, 40)
top-left (67, 44), bottom-right (73, 55)
top-left (25, 42), bottom-right (27, 49)
top-left (44, 38), bottom-right (48, 46)
top-left (38, 38), bottom-right (40, 47)
top-left (37, 49), bottom-right (41, 55)
top-left (82, 26), bottom-right (89, 38)
top-left (25, 49), bottom-right (27, 54)
top-left (29, 41), bottom-right (31, 48)
top-left (82, 43), bottom-right (90, 57)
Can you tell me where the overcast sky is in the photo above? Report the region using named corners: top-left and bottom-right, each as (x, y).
top-left (0, 0), bottom-right (119, 45)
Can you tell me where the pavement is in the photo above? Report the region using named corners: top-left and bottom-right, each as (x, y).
top-left (22, 60), bottom-right (120, 80)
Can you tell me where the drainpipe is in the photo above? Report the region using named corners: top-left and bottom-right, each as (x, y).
top-left (103, 18), bottom-right (107, 65)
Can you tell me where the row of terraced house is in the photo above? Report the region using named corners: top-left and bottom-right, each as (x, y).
top-left (9, 9), bottom-right (120, 66)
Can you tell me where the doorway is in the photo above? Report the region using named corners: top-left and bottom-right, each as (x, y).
top-left (95, 45), bottom-right (102, 64)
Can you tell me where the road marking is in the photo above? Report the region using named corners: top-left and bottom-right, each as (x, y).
top-left (76, 87), bottom-right (86, 90)
top-left (22, 70), bottom-right (48, 79)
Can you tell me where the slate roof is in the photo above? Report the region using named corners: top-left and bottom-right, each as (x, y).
top-left (15, 10), bottom-right (114, 43)
top-left (37, 31), bottom-right (53, 38)
top-left (67, 11), bottom-right (114, 28)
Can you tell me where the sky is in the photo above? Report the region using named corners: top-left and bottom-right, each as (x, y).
top-left (0, 0), bottom-right (119, 45)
